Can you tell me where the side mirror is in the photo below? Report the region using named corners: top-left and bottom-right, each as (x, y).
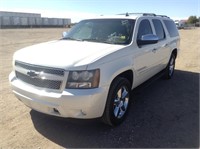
top-left (137, 34), bottom-right (159, 46)
top-left (62, 31), bottom-right (68, 38)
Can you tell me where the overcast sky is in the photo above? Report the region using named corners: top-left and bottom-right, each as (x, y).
top-left (0, 0), bottom-right (199, 22)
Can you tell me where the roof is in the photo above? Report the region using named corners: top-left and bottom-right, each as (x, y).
top-left (85, 13), bottom-right (171, 20)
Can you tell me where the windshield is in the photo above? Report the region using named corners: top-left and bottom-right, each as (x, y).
top-left (63, 19), bottom-right (135, 45)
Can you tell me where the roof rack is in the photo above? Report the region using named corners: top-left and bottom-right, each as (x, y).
top-left (117, 12), bottom-right (170, 18)
top-left (156, 15), bottom-right (170, 18)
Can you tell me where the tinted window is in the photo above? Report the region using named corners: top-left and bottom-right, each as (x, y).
top-left (137, 19), bottom-right (153, 39)
top-left (64, 19), bottom-right (135, 45)
top-left (152, 19), bottom-right (165, 40)
top-left (163, 20), bottom-right (179, 37)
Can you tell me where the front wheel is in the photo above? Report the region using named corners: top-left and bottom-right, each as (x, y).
top-left (102, 77), bottom-right (131, 126)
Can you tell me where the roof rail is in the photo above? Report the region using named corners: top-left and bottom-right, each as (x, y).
top-left (156, 15), bottom-right (170, 18)
top-left (118, 13), bottom-right (156, 16)
top-left (117, 12), bottom-right (170, 18)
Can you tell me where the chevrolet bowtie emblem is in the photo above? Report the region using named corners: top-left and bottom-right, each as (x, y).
top-left (27, 70), bottom-right (40, 79)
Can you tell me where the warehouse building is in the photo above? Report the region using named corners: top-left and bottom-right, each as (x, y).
top-left (0, 11), bottom-right (71, 28)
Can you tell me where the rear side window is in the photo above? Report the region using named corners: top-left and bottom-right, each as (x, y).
top-left (137, 19), bottom-right (153, 39)
top-left (152, 19), bottom-right (165, 40)
top-left (163, 20), bottom-right (179, 37)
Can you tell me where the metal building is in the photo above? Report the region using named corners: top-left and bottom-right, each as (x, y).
top-left (0, 11), bottom-right (71, 28)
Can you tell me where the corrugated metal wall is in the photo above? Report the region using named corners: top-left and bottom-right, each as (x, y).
top-left (0, 11), bottom-right (71, 28)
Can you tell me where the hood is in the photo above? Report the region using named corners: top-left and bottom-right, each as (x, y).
top-left (14, 40), bottom-right (124, 69)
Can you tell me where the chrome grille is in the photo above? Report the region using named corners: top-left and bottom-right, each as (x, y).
top-left (16, 72), bottom-right (62, 89)
top-left (15, 61), bottom-right (64, 76)
top-left (15, 61), bottom-right (64, 90)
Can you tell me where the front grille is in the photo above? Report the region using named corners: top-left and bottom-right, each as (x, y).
top-left (16, 72), bottom-right (62, 89)
top-left (15, 61), bottom-right (64, 76)
top-left (15, 61), bottom-right (64, 90)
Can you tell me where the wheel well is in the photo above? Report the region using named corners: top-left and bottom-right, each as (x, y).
top-left (115, 70), bottom-right (133, 87)
top-left (172, 49), bottom-right (177, 58)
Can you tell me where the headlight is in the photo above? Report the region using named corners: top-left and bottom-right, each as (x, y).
top-left (66, 69), bottom-right (100, 89)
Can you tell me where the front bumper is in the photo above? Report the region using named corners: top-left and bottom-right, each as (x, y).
top-left (9, 71), bottom-right (109, 119)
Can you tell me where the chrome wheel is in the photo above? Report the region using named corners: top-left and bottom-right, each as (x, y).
top-left (169, 55), bottom-right (175, 76)
top-left (102, 77), bottom-right (131, 126)
top-left (164, 53), bottom-right (176, 80)
top-left (113, 86), bottom-right (129, 119)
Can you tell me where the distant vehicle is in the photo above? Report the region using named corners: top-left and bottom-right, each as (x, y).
top-left (9, 13), bottom-right (180, 126)
top-left (175, 20), bottom-right (186, 29)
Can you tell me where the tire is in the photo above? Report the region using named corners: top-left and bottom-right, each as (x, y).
top-left (102, 77), bottom-right (131, 126)
top-left (164, 53), bottom-right (176, 79)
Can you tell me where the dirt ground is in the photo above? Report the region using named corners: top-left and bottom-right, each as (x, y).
top-left (0, 28), bottom-right (199, 148)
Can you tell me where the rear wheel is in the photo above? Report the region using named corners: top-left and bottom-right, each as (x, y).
top-left (164, 53), bottom-right (176, 79)
top-left (102, 77), bottom-right (131, 126)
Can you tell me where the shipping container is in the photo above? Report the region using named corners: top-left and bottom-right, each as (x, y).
top-left (57, 19), bottom-right (63, 26)
top-left (35, 18), bottom-right (42, 26)
top-left (42, 18), bottom-right (49, 26)
top-left (0, 11), bottom-right (71, 28)
top-left (48, 18), bottom-right (58, 26)
top-left (0, 17), bottom-right (2, 27)
top-left (21, 17), bottom-right (28, 26)
top-left (2, 16), bottom-right (10, 26)
top-left (28, 17), bottom-right (36, 26)
top-left (12, 17), bottom-right (20, 26)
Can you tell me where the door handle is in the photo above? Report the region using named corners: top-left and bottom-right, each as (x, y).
top-left (152, 48), bottom-right (157, 53)
top-left (164, 43), bottom-right (169, 47)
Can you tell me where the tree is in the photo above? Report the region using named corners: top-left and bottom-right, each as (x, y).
top-left (187, 16), bottom-right (198, 24)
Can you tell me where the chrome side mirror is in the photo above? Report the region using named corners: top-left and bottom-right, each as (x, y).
top-left (62, 31), bottom-right (68, 38)
top-left (137, 34), bottom-right (159, 46)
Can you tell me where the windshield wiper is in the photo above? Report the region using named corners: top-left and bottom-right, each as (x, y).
top-left (82, 38), bottom-right (98, 42)
top-left (63, 37), bottom-right (83, 41)
top-left (82, 38), bottom-right (114, 44)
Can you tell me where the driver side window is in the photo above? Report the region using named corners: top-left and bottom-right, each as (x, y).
top-left (137, 19), bottom-right (153, 39)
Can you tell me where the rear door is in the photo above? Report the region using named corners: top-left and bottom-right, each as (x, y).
top-left (151, 19), bottom-right (170, 71)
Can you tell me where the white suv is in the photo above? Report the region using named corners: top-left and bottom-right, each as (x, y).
top-left (9, 13), bottom-right (180, 126)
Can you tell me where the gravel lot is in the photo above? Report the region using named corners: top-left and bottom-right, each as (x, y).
top-left (0, 28), bottom-right (199, 148)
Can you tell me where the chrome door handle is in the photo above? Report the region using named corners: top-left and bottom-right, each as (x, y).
top-left (164, 43), bottom-right (169, 47)
top-left (152, 48), bottom-right (157, 53)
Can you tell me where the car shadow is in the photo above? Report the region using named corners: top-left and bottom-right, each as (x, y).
top-left (30, 69), bottom-right (199, 148)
